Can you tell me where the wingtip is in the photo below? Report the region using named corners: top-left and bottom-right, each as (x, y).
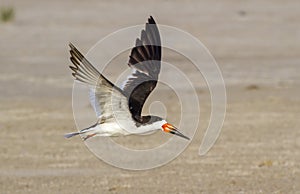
top-left (148, 15), bottom-right (156, 24)
top-left (69, 42), bottom-right (75, 49)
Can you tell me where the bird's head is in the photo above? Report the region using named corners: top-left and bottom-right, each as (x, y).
top-left (161, 122), bottom-right (190, 140)
top-left (145, 116), bottom-right (190, 140)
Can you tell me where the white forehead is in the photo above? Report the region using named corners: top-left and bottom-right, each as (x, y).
top-left (153, 119), bottom-right (167, 128)
top-left (136, 119), bottom-right (167, 133)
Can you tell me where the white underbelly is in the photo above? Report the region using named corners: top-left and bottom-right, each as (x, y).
top-left (80, 118), bottom-right (161, 139)
top-left (87, 122), bottom-right (136, 136)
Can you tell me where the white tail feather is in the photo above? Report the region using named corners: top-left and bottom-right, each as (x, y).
top-left (64, 132), bottom-right (80, 138)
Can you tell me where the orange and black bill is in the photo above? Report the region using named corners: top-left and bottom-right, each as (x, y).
top-left (162, 123), bottom-right (190, 140)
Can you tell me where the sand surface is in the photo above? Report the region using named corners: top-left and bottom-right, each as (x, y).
top-left (0, 0), bottom-right (299, 193)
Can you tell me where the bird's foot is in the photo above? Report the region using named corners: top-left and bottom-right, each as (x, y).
top-left (83, 133), bottom-right (97, 141)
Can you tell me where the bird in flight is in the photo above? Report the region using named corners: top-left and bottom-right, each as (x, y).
top-left (65, 16), bottom-right (190, 141)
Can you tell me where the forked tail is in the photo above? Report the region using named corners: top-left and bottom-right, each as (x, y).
top-left (64, 132), bottom-right (80, 138)
top-left (64, 123), bottom-right (98, 140)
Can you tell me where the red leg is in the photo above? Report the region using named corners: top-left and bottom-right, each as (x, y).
top-left (83, 133), bottom-right (97, 141)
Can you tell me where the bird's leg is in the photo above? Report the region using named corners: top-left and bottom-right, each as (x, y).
top-left (83, 133), bottom-right (97, 141)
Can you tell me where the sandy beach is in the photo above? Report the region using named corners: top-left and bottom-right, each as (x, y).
top-left (0, 0), bottom-right (299, 193)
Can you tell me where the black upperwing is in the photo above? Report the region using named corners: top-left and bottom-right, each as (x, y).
top-left (122, 16), bottom-right (162, 122)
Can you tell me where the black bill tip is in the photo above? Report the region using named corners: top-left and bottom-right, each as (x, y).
top-left (170, 129), bottom-right (190, 140)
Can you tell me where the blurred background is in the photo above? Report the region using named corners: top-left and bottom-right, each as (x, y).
top-left (0, 0), bottom-right (299, 193)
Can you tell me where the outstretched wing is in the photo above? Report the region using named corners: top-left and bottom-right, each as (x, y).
top-left (122, 16), bottom-right (162, 121)
top-left (69, 43), bottom-right (130, 122)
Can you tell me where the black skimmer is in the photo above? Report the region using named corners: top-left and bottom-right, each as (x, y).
top-left (65, 16), bottom-right (190, 141)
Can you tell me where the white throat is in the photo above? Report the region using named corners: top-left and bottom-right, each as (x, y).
top-left (136, 120), bottom-right (167, 134)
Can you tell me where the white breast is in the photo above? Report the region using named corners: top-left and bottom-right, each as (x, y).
top-left (84, 119), bottom-right (166, 137)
